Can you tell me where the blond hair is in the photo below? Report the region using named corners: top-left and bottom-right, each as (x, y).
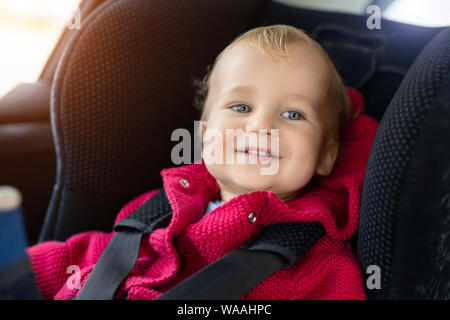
top-left (193, 24), bottom-right (353, 144)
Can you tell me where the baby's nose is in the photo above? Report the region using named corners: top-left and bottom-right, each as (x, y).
top-left (245, 115), bottom-right (274, 134)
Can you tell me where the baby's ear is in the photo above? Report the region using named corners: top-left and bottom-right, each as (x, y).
top-left (315, 140), bottom-right (339, 176)
top-left (195, 120), bottom-right (207, 138)
top-left (202, 121), bottom-right (207, 133)
top-left (200, 121), bottom-right (207, 136)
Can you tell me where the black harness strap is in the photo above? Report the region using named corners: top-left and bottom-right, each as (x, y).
top-left (157, 222), bottom-right (325, 300)
top-left (75, 189), bottom-right (325, 300)
top-left (75, 189), bottom-right (172, 300)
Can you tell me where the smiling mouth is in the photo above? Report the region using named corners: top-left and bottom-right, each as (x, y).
top-left (235, 148), bottom-right (280, 159)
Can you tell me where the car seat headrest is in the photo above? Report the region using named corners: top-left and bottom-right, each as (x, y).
top-left (314, 24), bottom-right (386, 89)
top-left (358, 27), bottom-right (450, 299)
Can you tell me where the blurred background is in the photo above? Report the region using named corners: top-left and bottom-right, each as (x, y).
top-left (1, 0), bottom-right (450, 99)
top-left (0, 0), bottom-right (80, 98)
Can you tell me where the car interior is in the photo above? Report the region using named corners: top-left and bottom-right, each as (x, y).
top-left (0, 0), bottom-right (449, 299)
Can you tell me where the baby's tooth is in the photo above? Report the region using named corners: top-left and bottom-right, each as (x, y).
top-left (247, 150), bottom-right (271, 157)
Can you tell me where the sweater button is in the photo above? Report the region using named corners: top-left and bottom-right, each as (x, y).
top-left (248, 212), bottom-right (257, 223)
top-left (179, 179), bottom-right (190, 188)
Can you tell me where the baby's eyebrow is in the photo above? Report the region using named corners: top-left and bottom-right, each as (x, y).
top-left (285, 91), bottom-right (309, 103)
top-left (225, 86), bottom-right (308, 101)
top-left (224, 86), bottom-right (256, 95)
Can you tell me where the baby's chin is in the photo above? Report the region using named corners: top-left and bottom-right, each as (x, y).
top-left (213, 164), bottom-right (283, 194)
top-left (206, 162), bottom-right (309, 202)
top-left (232, 177), bottom-right (276, 194)
top-left (219, 175), bottom-right (303, 202)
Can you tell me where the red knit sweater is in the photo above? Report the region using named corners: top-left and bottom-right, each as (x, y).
top-left (27, 88), bottom-right (379, 300)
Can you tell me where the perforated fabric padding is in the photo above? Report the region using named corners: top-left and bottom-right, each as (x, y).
top-left (54, 0), bottom-right (260, 194)
top-left (358, 27), bottom-right (450, 299)
top-left (43, 0), bottom-right (263, 240)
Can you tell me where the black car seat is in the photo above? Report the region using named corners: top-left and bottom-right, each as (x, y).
top-left (358, 26), bottom-right (450, 300)
top-left (39, 0), bottom-right (265, 242)
top-left (38, 0), bottom-right (449, 299)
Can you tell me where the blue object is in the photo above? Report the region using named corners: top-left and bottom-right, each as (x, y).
top-left (0, 194), bottom-right (28, 270)
top-left (0, 187), bottom-right (41, 300)
top-left (204, 200), bottom-right (223, 217)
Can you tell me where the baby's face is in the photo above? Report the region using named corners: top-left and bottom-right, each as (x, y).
top-left (202, 41), bottom-right (338, 201)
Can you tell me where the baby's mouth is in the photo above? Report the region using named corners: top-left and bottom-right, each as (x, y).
top-left (235, 147), bottom-right (280, 159)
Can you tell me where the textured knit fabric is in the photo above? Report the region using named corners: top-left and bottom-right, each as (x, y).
top-left (27, 88), bottom-right (378, 300)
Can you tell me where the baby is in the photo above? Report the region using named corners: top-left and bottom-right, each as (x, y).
top-left (196, 24), bottom-right (352, 205)
top-left (27, 25), bottom-right (375, 300)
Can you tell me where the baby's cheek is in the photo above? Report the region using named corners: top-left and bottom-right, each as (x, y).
top-left (279, 151), bottom-right (318, 188)
top-left (203, 162), bottom-right (230, 187)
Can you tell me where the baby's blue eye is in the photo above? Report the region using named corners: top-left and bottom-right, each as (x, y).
top-left (231, 104), bottom-right (251, 113)
top-left (281, 110), bottom-right (304, 120)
